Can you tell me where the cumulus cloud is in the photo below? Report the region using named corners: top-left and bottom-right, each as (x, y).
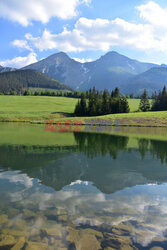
top-left (11, 1), bottom-right (167, 54)
top-left (12, 40), bottom-right (33, 52)
top-left (22, 17), bottom-right (156, 52)
top-left (4, 1), bottom-right (167, 66)
top-left (18, 2), bottom-right (166, 53)
top-left (0, 52), bottom-right (37, 68)
top-left (0, 0), bottom-right (89, 26)
top-left (137, 1), bottom-right (167, 28)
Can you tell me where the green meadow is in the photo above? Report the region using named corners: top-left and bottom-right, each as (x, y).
top-left (0, 95), bottom-right (77, 119)
top-left (0, 95), bottom-right (166, 127)
top-left (0, 96), bottom-right (139, 118)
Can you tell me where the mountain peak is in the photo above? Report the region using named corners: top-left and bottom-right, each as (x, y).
top-left (49, 51), bottom-right (69, 59)
top-left (99, 51), bottom-right (126, 62)
top-left (105, 51), bottom-right (120, 56)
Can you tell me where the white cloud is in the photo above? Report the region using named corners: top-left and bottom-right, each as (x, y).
top-left (137, 1), bottom-right (167, 28)
top-left (13, 1), bottom-right (167, 54)
top-left (12, 40), bottom-right (33, 52)
top-left (0, 52), bottom-right (37, 68)
top-left (73, 57), bottom-right (92, 63)
top-left (23, 17), bottom-right (157, 52)
top-left (0, 0), bottom-right (89, 26)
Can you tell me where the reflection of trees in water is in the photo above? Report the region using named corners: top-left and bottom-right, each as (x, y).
top-left (74, 133), bottom-right (167, 163)
top-left (150, 140), bottom-right (167, 164)
top-left (138, 138), bottom-right (167, 164)
top-left (74, 132), bottom-right (129, 159)
top-left (138, 139), bottom-right (149, 159)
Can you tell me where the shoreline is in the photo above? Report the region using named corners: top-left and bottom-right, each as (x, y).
top-left (0, 116), bottom-right (167, 127)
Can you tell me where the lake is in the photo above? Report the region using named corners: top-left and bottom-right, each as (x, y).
top-left (0, 123), bottom-right (167, 249)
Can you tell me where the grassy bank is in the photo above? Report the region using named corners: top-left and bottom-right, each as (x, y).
top-left (0, 95), bottom-right (166, 127)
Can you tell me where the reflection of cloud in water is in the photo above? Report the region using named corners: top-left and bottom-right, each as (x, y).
top-left (2, 170), bottom-right (167, 247)
top-left (0, 171), bottom-right (34, 188)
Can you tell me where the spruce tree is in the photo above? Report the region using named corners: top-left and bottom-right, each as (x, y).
top-left (160, 86), bottom-right (167, 110)
top-left (80, 92), bottom-right (87, 115)
top-left (74, 100), bottom-right (81, 116)
top-left (102, 89), bottom-right (110, 114)
top-left (139, 89), bottom-right (150, 112)
top-left (88, 88), bottom-right (96, 116)
top-left (121, 96), bottom-right (130, 113)
top-left (114, 87), bottom-right (119, 98)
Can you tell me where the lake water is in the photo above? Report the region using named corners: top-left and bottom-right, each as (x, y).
top-left (0, 123), bottom-right (167, 249)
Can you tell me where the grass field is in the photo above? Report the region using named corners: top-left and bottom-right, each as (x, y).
top-left (0, 96), bottom-right (139, 117)
top-left (0, 96), bottom-right (77, 119)
top-left (0, 96), bottom-right (139, 118)
top-left (0, 95), bottom-right (166, 127)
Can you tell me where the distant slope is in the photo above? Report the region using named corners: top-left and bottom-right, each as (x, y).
top-left (23, 51), bottom-right (158, 91)
top-left (122, 67), bottom-right (167, 95)
top-left (0, 69), bottom-right (72, 94)
top-left (79, 51), bottom-right (158, 91)
top-left (0, 65), bottom-right (15, 73)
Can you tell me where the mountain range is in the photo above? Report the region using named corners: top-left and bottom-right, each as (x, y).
top-left (1, 51), bottom-right (167, 94)
top-left (23, 51), bottom-right (167, 95)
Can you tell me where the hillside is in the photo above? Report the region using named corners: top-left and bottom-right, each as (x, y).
top-left (23, 51), bottom-right (158, 91)
top-left (0, 69), bottom-right (72, 93)
top-left (122, 67), bottom-right (167, 95)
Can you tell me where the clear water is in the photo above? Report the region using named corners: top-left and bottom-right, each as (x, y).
top-left (0, 124), bottom-right (167, 249)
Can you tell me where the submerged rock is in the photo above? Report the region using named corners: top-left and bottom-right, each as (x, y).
top-left (11, 237), bottom-right (25, 250)
top-left (23, 209), bottom-right (37, 219)
top-left (67, 227), bottom-right (101, 250)
top-left (0, 234), bottom-right (16, 248)
top-left (6, 207), bottom-right (20, 218)
top-left (58, 215), bottom-right (68, 223)
top-left (102, 233), bottom-right (135, 250)
top-left (2, 228), bottom-right (28, 237)
top-left (24, 241), bottom-right (51, 250)
top-left (150, 247), bottom-right (164, 250)
top-left (0, 214), bottom-right (8, 225)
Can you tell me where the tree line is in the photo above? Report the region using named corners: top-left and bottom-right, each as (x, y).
top-left (0, 89), bottom-right (82, 98)
top-left (152, 86), bottom-right (167, 111)
top-left (139, 86), bottom-right (167, 112)
top-left (74, 87), bottom-right (130, 116)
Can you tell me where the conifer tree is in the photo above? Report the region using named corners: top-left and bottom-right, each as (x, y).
top-left (139, 89), bottom-right (150, 112)
top-left (114, 87), bottom-right (119, 98)
top-left (121, 96), bottom-right (130, 113)
top-left (102, 89), bottom-right (110, 114)
top-left (74, 100), bottom-right (81, 116)
top-left (80, 92), bottom-right (87, 115)
top-left (160, 86), bottom-right (167, 110)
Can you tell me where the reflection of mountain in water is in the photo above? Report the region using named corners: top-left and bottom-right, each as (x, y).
top-left (0, 133), bottom-right (167, 194)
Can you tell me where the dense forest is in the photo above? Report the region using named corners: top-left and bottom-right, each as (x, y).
top-left (74, 87), bottom-right (130, 116)
top-left (0, 69), bottom-right (72, 94)
top-left (138, 86), bottom-right (167, 112)
top-left (152, 86), bottom-right (167, 111)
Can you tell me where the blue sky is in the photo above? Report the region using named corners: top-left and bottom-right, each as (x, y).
top-left (1, 0), bottom-right (167, 67)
